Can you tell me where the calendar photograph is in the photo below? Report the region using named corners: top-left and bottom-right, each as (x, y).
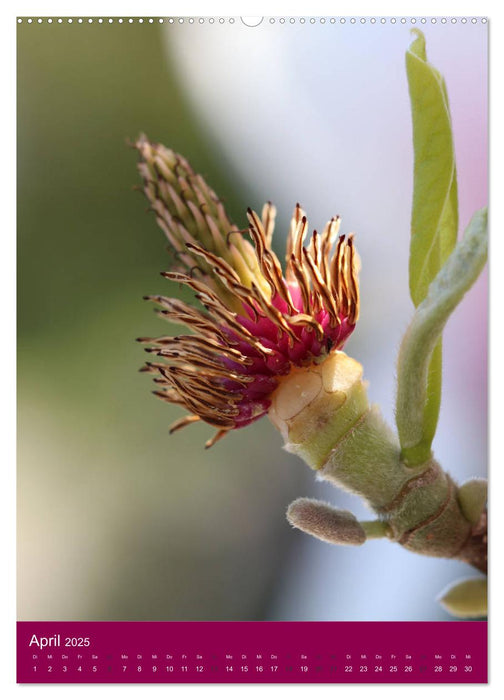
top-left (17, 14), bottom-right (488, 683)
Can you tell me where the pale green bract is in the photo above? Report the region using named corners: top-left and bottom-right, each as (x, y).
top-left (438, 578), bottom-right (487, 618)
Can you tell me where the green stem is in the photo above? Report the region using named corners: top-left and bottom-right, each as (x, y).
top-left (360, 521), bottom-right (391, 539)
top-left (396, 207), bottom-right (488, 465)
top-left (273, 352), bottom-right (486, 571)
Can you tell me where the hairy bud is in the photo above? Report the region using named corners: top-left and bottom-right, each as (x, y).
top-left (287, 498), bottom-right (366, 546)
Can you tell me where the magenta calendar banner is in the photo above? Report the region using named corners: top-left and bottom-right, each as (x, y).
top-left (17, 14), bottom-right (488, 685)
top-left (17, 621), bottom-right (487, 683)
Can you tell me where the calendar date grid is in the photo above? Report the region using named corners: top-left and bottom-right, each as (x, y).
top-left (27, 648), bottom-right (477, 679)
top-left (17, 621), bottom-right (487, 683)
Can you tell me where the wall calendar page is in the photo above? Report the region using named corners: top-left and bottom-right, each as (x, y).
top-left (16, 12), bottom-right (488, 687)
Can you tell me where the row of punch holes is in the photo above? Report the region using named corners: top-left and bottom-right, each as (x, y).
top-left (17, 17), bottom-right (488, 26)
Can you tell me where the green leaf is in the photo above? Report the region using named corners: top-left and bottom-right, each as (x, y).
top-left (400, 30), bottom-right (459, 461)
top-left (406, 29), bottom-right (458, 306)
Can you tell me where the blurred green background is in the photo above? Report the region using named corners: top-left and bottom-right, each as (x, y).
top-left (17, 21), bottom-right (308, 621)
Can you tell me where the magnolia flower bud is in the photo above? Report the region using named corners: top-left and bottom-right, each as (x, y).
top-left (287, 498), bottom-right (366, 546)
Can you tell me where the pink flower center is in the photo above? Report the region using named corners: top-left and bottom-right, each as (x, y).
top-left (222, 283), bottom-right (356, 427)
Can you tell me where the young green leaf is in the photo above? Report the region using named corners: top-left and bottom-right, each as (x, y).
top-left (406, 29), bottom-right (458, 306)
top-left (400, 30), bottom-right (459, 461)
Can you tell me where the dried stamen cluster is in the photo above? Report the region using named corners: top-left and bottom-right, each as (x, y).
top-left (136, 136), bottom-right (359, 447)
